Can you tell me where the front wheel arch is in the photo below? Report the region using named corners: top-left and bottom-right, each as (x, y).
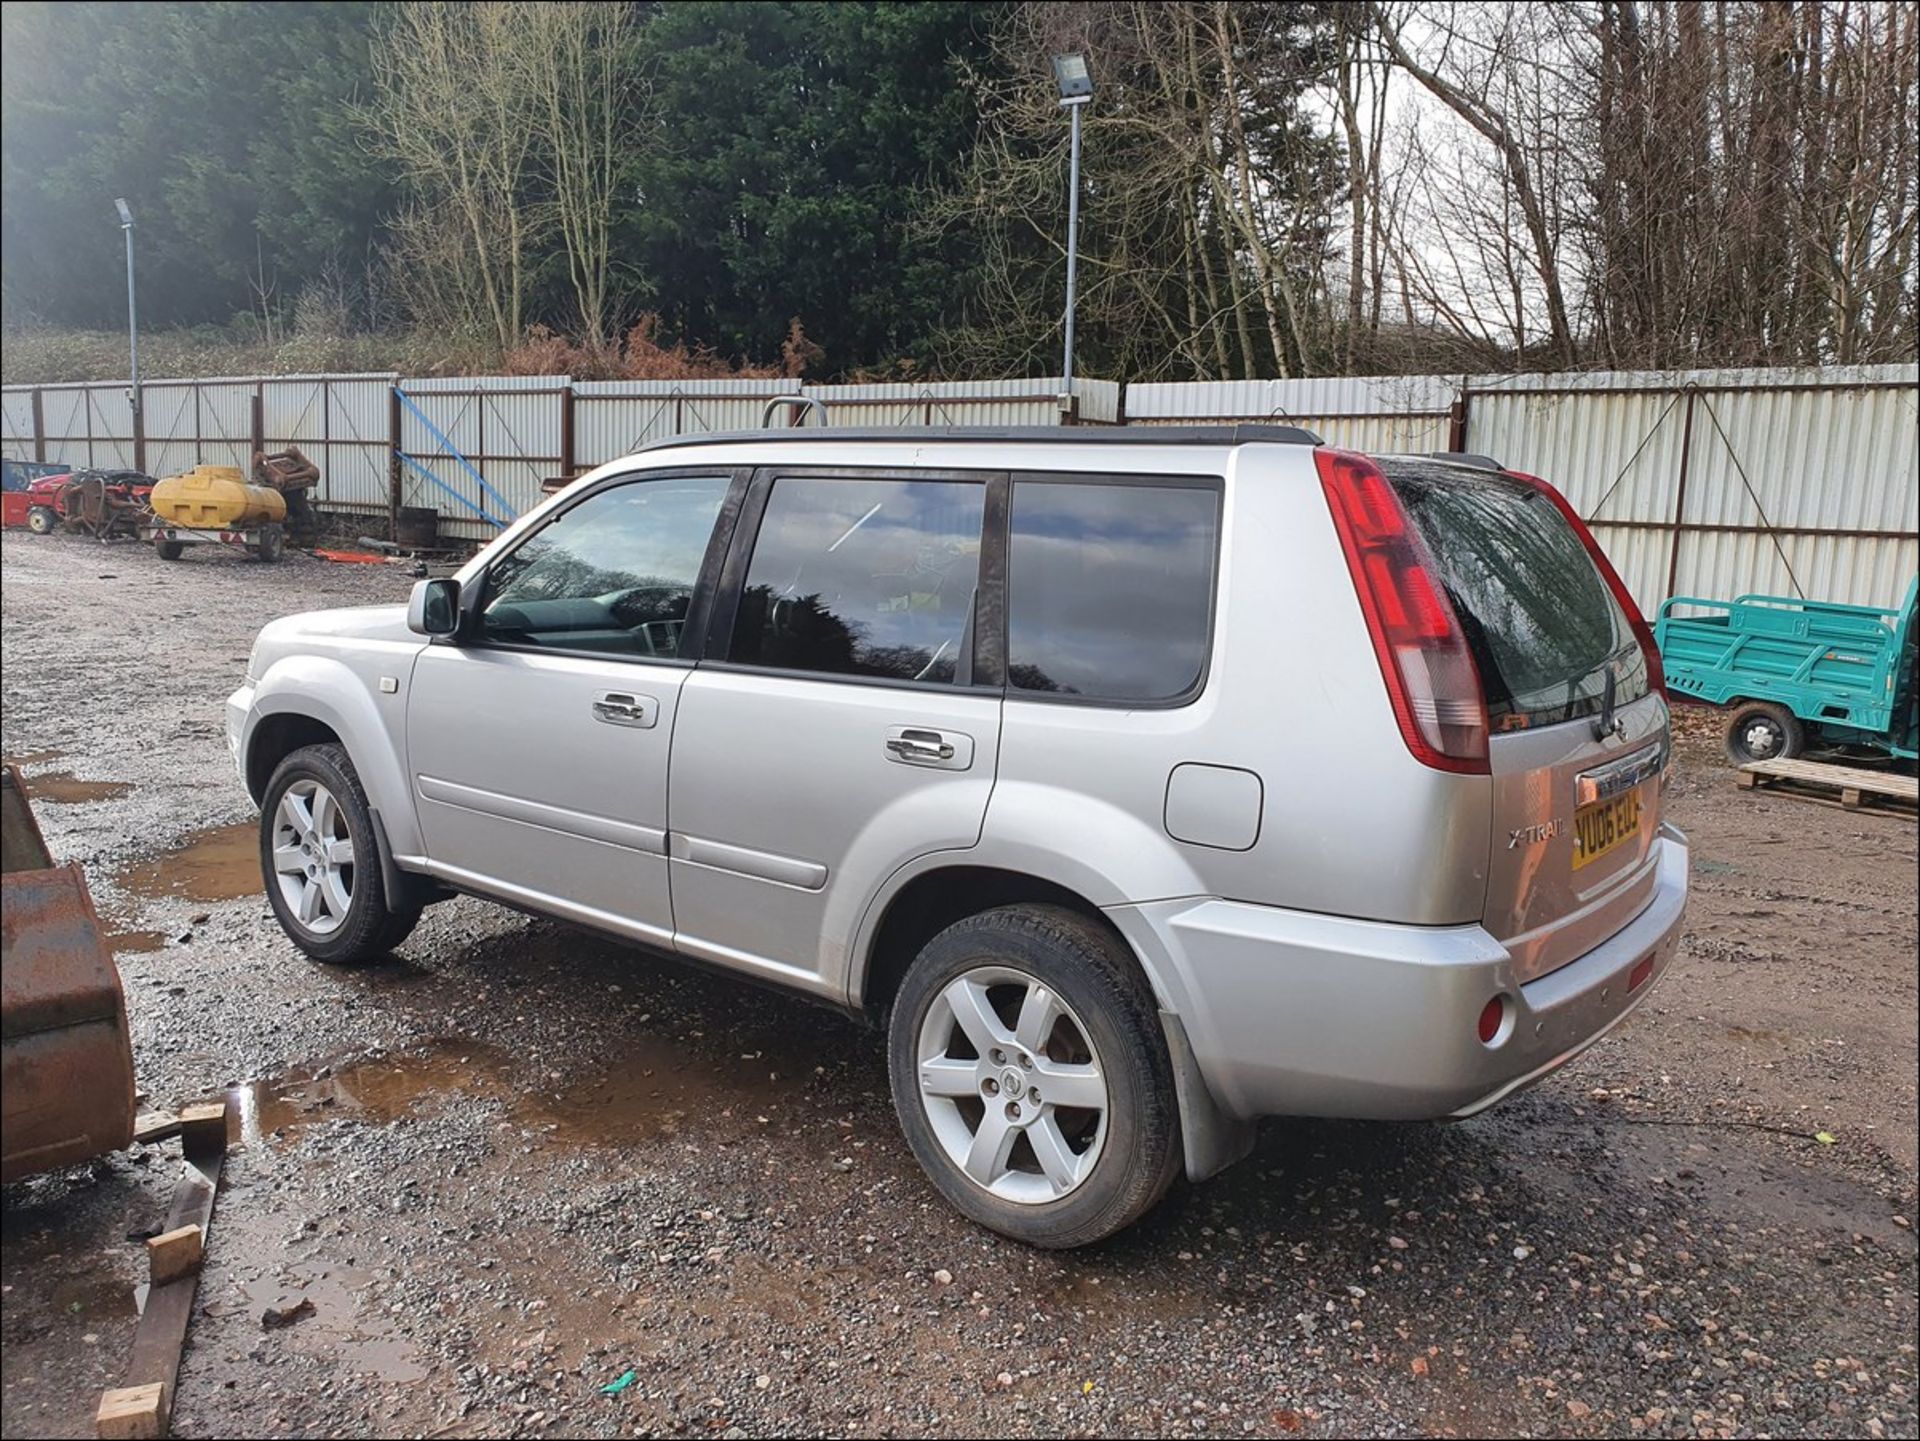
top-left (245, 713), bottom-right (344, 802)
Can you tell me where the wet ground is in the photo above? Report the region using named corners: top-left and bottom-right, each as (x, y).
top-left (2, 529), bottom-right (1915, 1439)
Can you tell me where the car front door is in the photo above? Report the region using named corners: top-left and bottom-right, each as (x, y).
top-left (405, 469), bottom-right (741, 948)
top-left (666, 469), bottom-right (1003, 999)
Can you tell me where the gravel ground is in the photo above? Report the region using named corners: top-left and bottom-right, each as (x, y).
top-left (3, 529), bottom-right (1915, 1440)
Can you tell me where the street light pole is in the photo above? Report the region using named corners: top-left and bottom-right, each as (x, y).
top-left (1062, 98), bottom-right (1084, 401)
top-left (114, 198), bottom-right (141, 466)
top-left (1051, 54), bottom-right (1093, 411)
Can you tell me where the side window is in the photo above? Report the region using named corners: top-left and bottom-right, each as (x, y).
top-left (1007, 479), bottom-right (1219, 701)
top-left (730, 477), bottom-right (985, 684)
top-left (480, 475), bottom-right (730, 657)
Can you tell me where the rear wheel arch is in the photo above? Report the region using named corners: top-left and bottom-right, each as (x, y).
top-left (857, 865), bottom-right (1144, 1022)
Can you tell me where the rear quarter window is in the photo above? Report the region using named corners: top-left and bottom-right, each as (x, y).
top-left (1006, 479), bottom-right (1219, 703)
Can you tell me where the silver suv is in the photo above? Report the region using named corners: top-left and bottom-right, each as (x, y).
top-left (229, 428), bottom-right (1688, 1246)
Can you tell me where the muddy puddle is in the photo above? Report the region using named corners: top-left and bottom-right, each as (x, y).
top-left (239, 1266), bottom-right (427, 1382)
top-left (200, 1208), bottom-right (428, 1385)
top-left (105, 928), bottom-right (167, 954)
top-left (23, 770), bottom-right (132, 804)
top-left (52, 1268), bottom-right (139, 1323)
top-left (232, 1034), bottom-right (791, 1151)
top-left (231, 1039), bottom-right (512, 1147)
top-left (116, 821), bottom-right (260, 904)
top-left (4, 749), bottom-right (66, 767)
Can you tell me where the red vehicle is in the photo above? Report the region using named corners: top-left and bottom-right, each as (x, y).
top-left (12, 472), bottom-right (72, 532)
top-left (0, 459), bottom-right (71, 529)
top-left (5, 469), bottom-right (154, 533)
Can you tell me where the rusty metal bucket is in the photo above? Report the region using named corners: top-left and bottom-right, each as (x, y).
top-left (2, 765), bottom-right (136, 1183)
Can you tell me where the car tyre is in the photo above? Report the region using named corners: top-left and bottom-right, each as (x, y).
top-left (1723, 700), bottom-right (1804, 765)
top-left (887, 903), bottom-right (1181, 1248)
top-left (260, 742), bottom-right (419, 963)
top-left (154, 538), bottom-right (184, 561)
top-left (26, 505), bottom-right (57, 535)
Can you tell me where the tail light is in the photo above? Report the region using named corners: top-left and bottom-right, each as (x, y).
top-left (1507, 470), bottom-right (1667, 698)
top-left (1317, 448), bottom-right (1489, 774)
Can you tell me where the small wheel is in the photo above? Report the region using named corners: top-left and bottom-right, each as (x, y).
top-left (26, 506), bottom-right (57, 535)
top-left (153, 537), bottom-right (184, 561)
top-left (887, 904), bottom-right (1181, 1248)
top-left (260, 743), bottom-right (419, 963)
top-left (252, 524), bottom-right (285, 562)
top-left (1724, 701), bottom-right (1804, 764)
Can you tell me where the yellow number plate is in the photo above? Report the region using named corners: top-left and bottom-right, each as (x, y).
top-left (1572, 786), bottom-right (1642, 870)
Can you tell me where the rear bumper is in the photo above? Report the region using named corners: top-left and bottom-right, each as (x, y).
top-left (1112, 827), bottom-right (1689, 1122)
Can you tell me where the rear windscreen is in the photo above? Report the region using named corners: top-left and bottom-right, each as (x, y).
top-left (1383, 460), bottom-right (1645, 730)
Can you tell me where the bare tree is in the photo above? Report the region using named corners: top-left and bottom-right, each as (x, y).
top-left (1368, 1), bottom-right (1586, 366)
top-left (928, 1), bottom-right (1343, 381)
top-left (1363, 0), bottom-right (1917, 371)
top-left (367, 2), bottom-right (545, 352)
top-left (510, 3), bottom-right (647, 351)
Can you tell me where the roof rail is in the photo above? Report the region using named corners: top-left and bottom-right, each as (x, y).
top-left (634, 422), bottom-right (1324, 455)
top-left (762, 396), bottom-right (828, 428)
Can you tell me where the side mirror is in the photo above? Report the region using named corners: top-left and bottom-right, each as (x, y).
top-left (407, 577), bottom-right (461, 636)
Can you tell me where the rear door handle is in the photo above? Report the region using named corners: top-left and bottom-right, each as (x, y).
top-left (885, 726), bottom-right (972, 770)
top-left (592, 692), bottom-right (658, 728)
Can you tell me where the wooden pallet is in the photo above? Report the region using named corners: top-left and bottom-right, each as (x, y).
top-left (1738, 757), bottom-right (1919, 817)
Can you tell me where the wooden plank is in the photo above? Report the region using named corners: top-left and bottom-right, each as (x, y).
top-left (131, 1113), bottom-right (182, 1146)
top-left (96, 1383), bottom-right (165, 1440)
top-left (145, 1225), bottom-right (204, 1286)
top-left (101, 1096), bottom-right (229, 1439)
top-left (1741, 756), bottom-right (1918, 799)
top-left (1736, 760), bottom-right (1918, 819)
top-left (177, 1102), bottom-right (226, 1150)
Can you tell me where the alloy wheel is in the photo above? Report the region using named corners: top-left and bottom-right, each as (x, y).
top-left (915, 966), bottom-right (1109, 1204)
top-left (269, 779), bottom-right (355, 936)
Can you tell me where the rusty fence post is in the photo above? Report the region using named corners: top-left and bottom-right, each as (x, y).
top-left (1447, 389), bottom-right (1470, 453)
top-left (387, 383), bottom-right (403, 541)
top-left (1664, 386), bottom-right (1699, 602)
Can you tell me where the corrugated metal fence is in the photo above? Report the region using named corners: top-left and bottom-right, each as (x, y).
top-left (3, 365), bottom-right (1910, 606)
top-left (1463, 367), bottom-right (1918, 612)
top-left (1127, 375), bottom-right (1458, 454)
top-left (1128, 364), bottom-right (1918, 610)
top-left (0, 373), bottom-right (1118, 545)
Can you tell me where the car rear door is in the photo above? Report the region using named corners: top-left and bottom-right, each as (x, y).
top-left (1384, 459), bottom-right (1670, 983)
top-left (665, 467), bottom-right (1002, 1000)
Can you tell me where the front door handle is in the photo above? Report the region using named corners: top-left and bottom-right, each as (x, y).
top-left (885, 726), bottom-right (972, 769)
top-left (592, 691), bottom-right (658, 728)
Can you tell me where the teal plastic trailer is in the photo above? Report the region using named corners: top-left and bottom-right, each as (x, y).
top-left (1655, 576), bottom-right (1918, 764)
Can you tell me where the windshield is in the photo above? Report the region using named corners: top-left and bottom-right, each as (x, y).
top-left (1382, 459), bottom-right (1645, 730)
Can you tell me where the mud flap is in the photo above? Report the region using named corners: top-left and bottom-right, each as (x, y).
top-left (1160, 1008), bottom-right (1255, 1182)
